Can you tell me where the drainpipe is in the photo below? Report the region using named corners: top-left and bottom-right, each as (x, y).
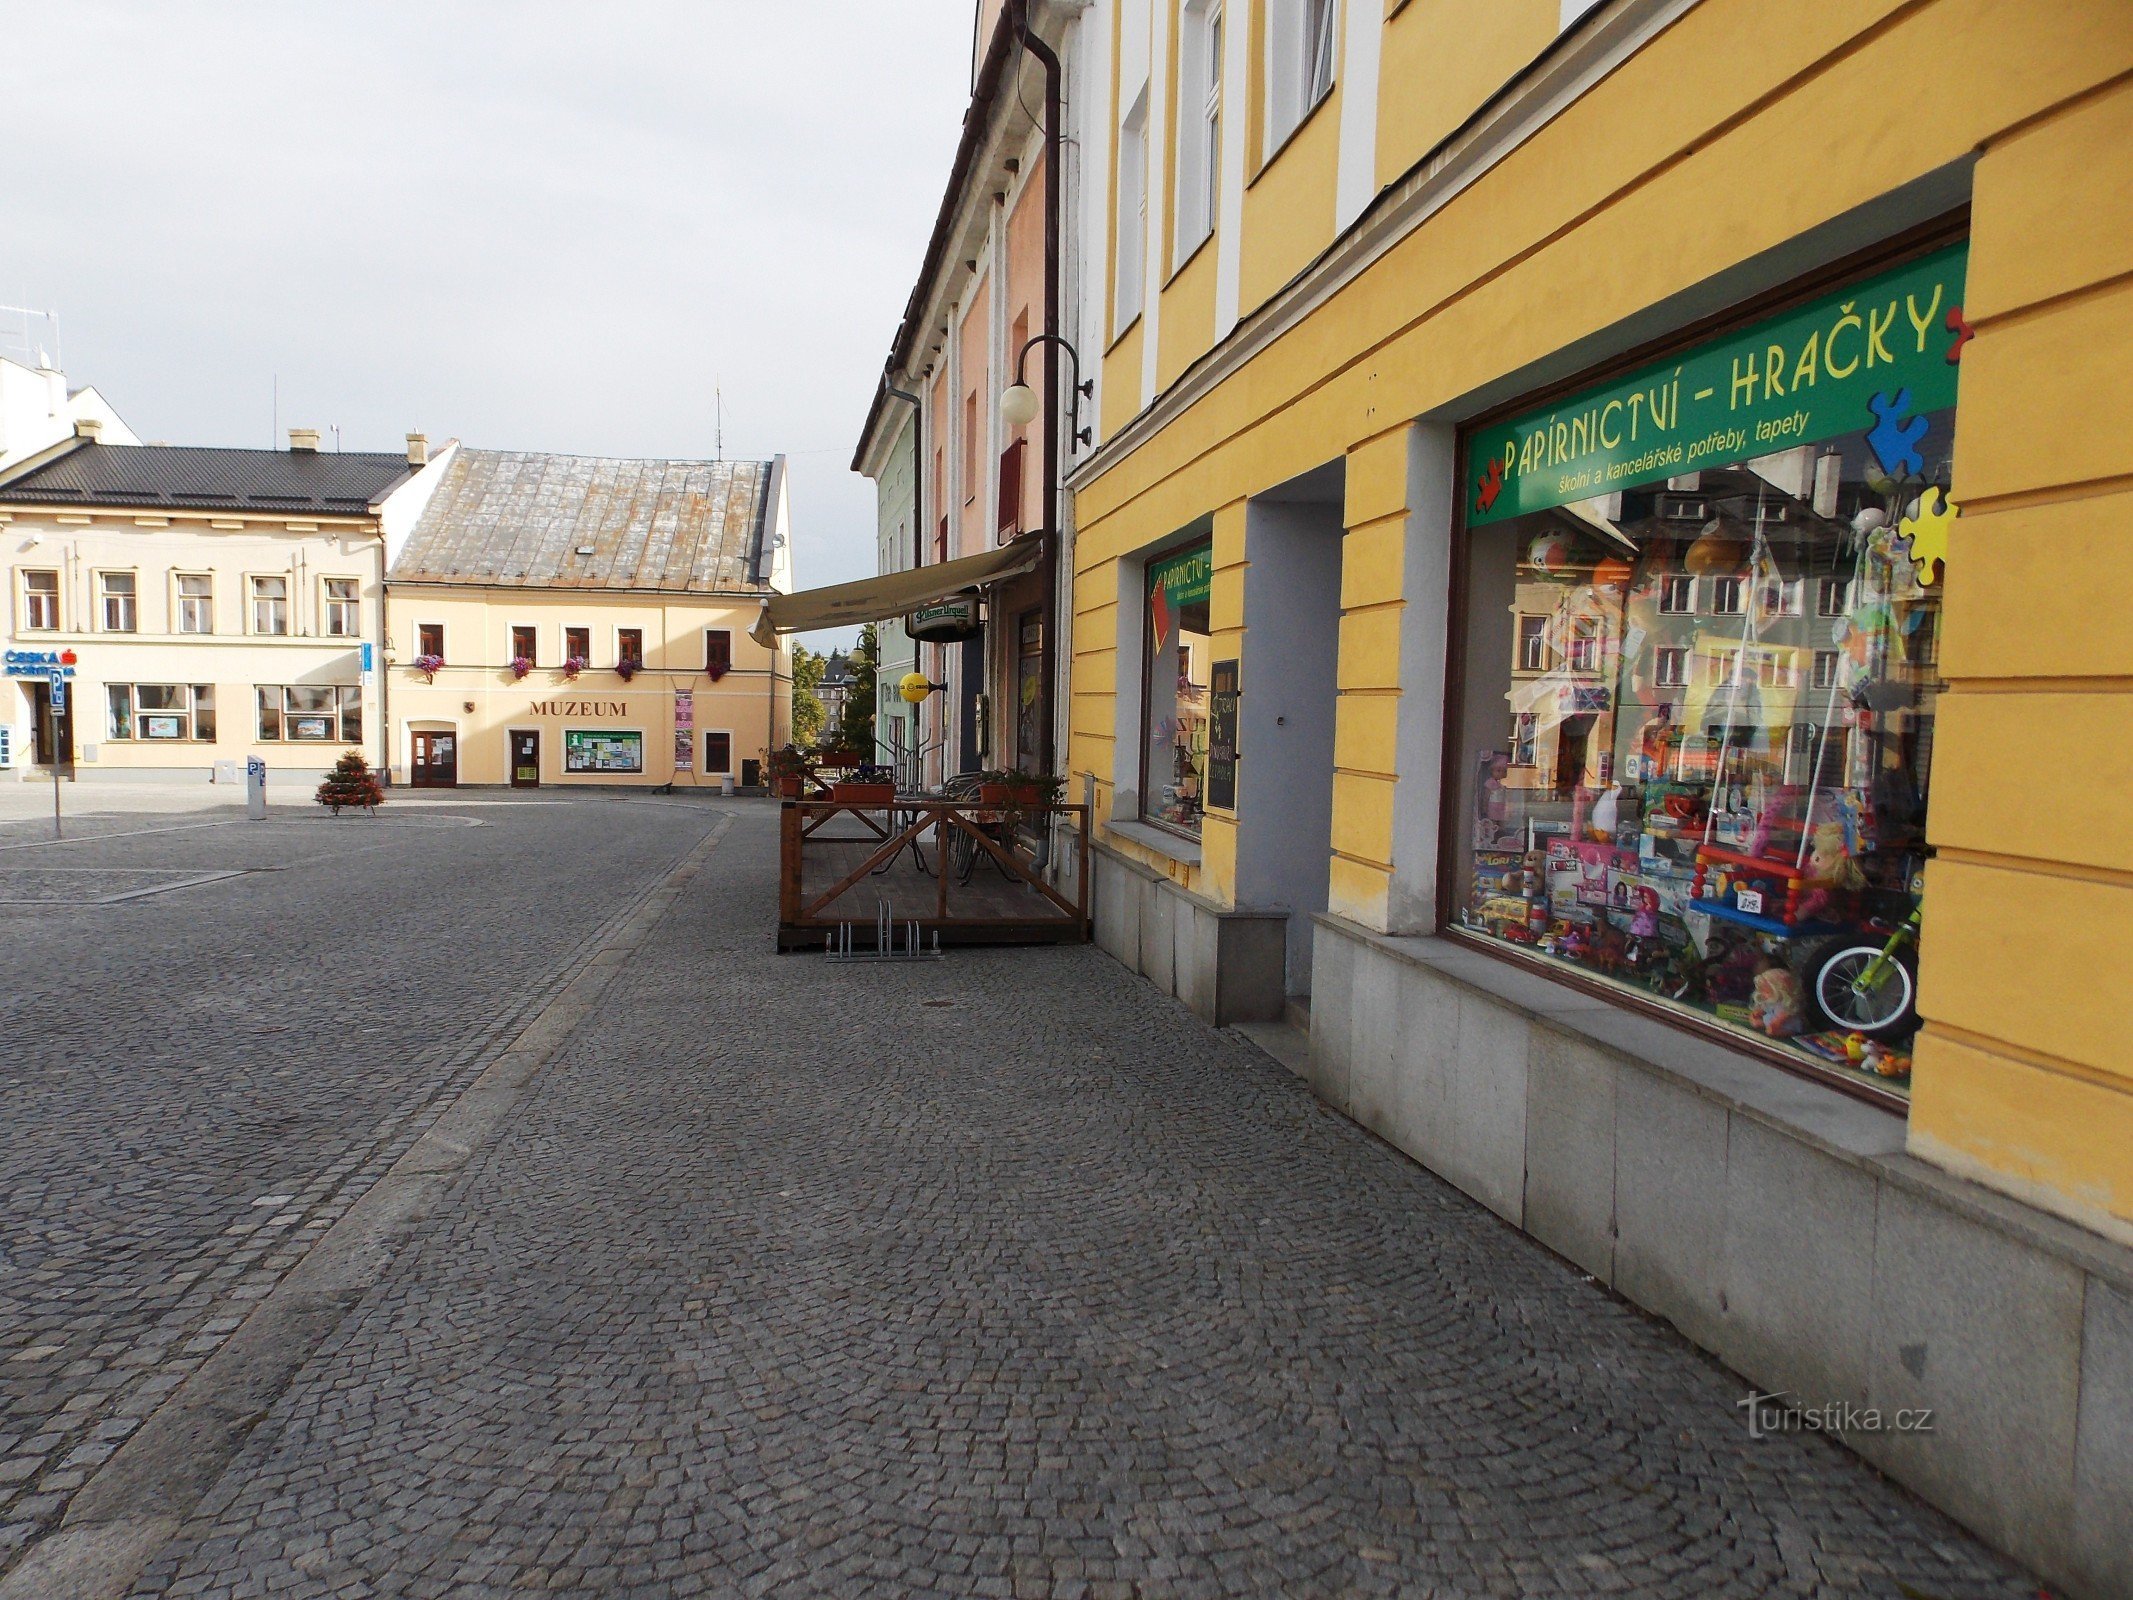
top-left (372, 532), bottom-right (391, 782)
top-left (1010, 0), bottom-right (1062, 785)
top-left (884, 382), bottom-right (923, 771)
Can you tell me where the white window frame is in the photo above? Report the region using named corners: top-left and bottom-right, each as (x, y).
top-left (509, 622), bottom-right (539, 666)
top-left (99, 570), bottom-right (138, 633)
top-left (20, 568), bottom-right (60, 631)
top-left (258, 683), bottom-right (362, 743)
top-left (1812, 649), bottom-right (1841, 690)
top-left (1708, 575), bottom-right (1745, 615)
top-left (1654, 646), bottom-right (1688, 687)
top-left (175, 572), bottom-right (214, 635)
top-left (250, 574), bottom-right (290, 636)
top-left (322, 576), bottom-right (362, 638)
top-left (614, 625), bottom-right (645, 669)
top-left (1816, 576), bottom-right (1853, 617)
top-left (1114, 86), bottom-right (1149, 333)
top-left (702, 727), bottom-right (735, 775)
top-left (107, 683), bottom-right (215, 743)
top-left (1173, 0), bottom-right (1222, 266)
top-left (1263, 0), bottom-right (1336, 161)
top-left (1517, 614), bottom-right (1548, 673)
top-left (1658, 574), bottom-right (1696, 614)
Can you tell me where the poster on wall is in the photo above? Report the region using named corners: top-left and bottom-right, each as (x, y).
top-left (564, 729), bottom-right (643, 774)
top-left (290, 716), bottom-right (332, 741)
top-left (142, 714), bottom-right (185, 740)
top-left (1206, 659), bottom-right (1239, 811)
top-left (673, 690), bottom-right (693, 770)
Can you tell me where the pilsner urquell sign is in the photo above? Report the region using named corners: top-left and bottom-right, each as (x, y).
top-left (1467, 243), bottom-right (1968, 526)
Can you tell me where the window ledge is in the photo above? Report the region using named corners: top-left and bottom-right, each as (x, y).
top-left (1165, 228), bottom-right (1215, 289)
top-left (1249, 80), bottom-right (1337, 191)
top-left (1104, 312), bottom-right (1145, 358)
top-left (1105, 818), bottom-right (1202, 866)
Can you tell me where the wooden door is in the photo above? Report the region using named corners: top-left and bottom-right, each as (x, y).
top-left (510, 730), bottom-right (540, 788)
top-left (31, 682), bottom-right (74, 767)
top-left (411, 730), bottom-right (458, 787)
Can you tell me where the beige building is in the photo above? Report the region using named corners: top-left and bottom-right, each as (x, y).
top-left (0, 427), bottom-right (432, 783)
top-left (383, 448), bottom-right (793, 789)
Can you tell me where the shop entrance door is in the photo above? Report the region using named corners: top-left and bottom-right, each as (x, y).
top-left (411, 730), bottom-right (458, 787)
top-left (509, 730), bottom-right (540, 788)
top-left (30, 682), bottom-right (74, 768)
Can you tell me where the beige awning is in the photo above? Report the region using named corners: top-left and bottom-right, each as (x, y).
top-left (749, 540), bottom-right (1042, 646)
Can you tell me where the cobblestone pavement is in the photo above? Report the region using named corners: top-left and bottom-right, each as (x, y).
top-left (0, 796), bottom-right (726, 1567)
top-left (100, 807), bottom-right (2034, 1600)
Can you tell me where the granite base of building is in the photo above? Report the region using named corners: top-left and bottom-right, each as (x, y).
top-left (1090, 839), bottom-right (1286, 1028)
top-left (1304, 910), bottom-right (2130, 1600)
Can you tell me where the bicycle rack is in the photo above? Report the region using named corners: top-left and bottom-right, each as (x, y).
top-left (825, 897), bottom-right (943, 962)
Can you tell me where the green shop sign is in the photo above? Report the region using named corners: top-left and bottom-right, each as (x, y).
top-left (1467, 242), bottom-right (1969, 526)
top-left (1148, 543), bottom-right (1212, 605)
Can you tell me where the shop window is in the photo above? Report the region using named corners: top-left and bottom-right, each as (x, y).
top-left (616, 628), bottom-right (644, 668)
top-left (704, 629), bottom-right (731, 679)
top-left (564, 626), bottom-right (590, 665)
top-left (176, 574), bottom-right (213, 634)
top-left (1452, 244), bottom-right (1962, 1102)
top-left (323, 578), bottom-right (361, 637)
top-left (417, 622), bottom-right (444, 660)
top-left (258, 685), bottom-right (361, 743)
top-left (250, 575), bottom-right (289, 635)
top-left (510, 624), bottom-right (537, 664)
top-left (1140, 542), bottom-right (1212, 836)
top-left (21, 569), bottom-right (59, 630)
top-left (107, 684), bottom-right (214, 742)
top-left (100, 572), bottom-right (137, 632)
top-left (703, 730), bottom-right (732, 774)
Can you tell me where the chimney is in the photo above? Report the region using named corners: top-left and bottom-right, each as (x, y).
top-left (288, 426), bottom-right (321, 452)
top-left (73, 417), bottom-right (103, 442)
top-left (406, 431), bottom-right (429, 467)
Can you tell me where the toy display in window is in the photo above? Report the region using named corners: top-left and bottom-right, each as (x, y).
top-left (1454, 410), bottom-right (1951, 1097)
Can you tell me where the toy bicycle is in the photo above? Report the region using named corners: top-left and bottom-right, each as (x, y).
top-left (1813, 906), bottom-right (1921, 1039)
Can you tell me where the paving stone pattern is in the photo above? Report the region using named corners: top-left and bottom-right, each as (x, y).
top-left (123, 809), bottom-right (2032, 1599)
top-left (0, 800), bottom-right (722, 1565)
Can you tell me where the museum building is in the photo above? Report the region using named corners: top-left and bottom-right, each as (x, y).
top-left (383, 447), bottom-right (793, 789)
top-left (1062, 2), bottom-right (2132, 1593)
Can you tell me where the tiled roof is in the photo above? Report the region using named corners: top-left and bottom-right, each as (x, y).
top-left (390, 449), bottom-right (776, 593)
top-left (0, 441), bottom-right (414, 514)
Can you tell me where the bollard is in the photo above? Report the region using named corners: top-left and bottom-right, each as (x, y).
top-left (245, 756), bottom-right (267, 820)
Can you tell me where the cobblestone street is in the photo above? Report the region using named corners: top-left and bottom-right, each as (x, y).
top-left (6, 799), bottom-right (2036, 1597)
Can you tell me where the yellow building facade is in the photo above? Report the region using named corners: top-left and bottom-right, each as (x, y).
top-left (1069, 2), bottom-right (2132, 1589)
top-left (383, 448), bottom-right (792, 791)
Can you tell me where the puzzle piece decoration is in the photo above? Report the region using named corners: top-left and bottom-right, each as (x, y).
top-left (1944, 304), bottom-right (1972, 364)
top-left (1866, 388), bottom-right (1928, 479)
top-left (1476, 454), bottom-right (1506, 513)
top-left (1897, 485), bottom-right (1955, 586)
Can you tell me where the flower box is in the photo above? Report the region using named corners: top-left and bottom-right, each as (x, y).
top-left (831, 781), bottom-right (895, 805)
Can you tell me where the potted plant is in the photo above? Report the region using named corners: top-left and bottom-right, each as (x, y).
top-left (315, 749), bottom-right (385, 816)
top-left (615, 656), bottom-right (640, 683)
top-left (830, 762), bottom-right (896, 806)
top-left (509, 655), bottom-right (533, 680)
top-left (411, 652), bottom-right (443, 683)
top-left (763, 744), bottom-right (815, 799)
top-left (974, 767), bottom-right (1063, 823)
top-left (560, 654), bottom-right (587, 681)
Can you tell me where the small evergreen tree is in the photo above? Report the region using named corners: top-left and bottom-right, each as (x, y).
top-left (841, 624), bottom-right (879, 756)
top-left (315, 749), bottom-right (385, 815)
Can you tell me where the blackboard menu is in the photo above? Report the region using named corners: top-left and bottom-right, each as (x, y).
top-left (1207, 659), bottom-right (1239, 811)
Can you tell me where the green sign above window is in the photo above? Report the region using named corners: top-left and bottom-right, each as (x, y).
top-left (1148, 543), bottom-right (1212, 605)
top-left (1467, 242), bottom-right (1969, 526)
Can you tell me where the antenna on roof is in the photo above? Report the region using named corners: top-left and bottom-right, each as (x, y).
top-left (272, 374), bottom-right (279, 450)
top-left (715, 387), bottom-right (724, 461)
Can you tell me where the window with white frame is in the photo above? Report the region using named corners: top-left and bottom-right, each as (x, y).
top-left (21, 569), bottom-right (59, 630)
top-left (176, 573), bottom-right (213, 634)
top-left (1812, 648), bottom-right (1841, 690)
top-left (1654, 646), bottom-right (1688, 687)
top-left (250, 575), bottom-right (289, 634)
top-left (100, 572), bottom-right (137, 632)
top-left (257, 684), bottom-right (361, 743)
top-left (323, 577), bottom-right (360, 636)
top-left (107, 683), bottom-right (215, 742)
top-left (1816, 575), bottom-right (1853, 616)
top-left (1174, 0), bottom-right (1222, 263)
top-left (1263, 0), bottom-right (1336, 159)
top-left (1658, 573), bottom-right (1696, 614)
top-left (1708, 575), bottom-right (1745, 614)
top-left (1114, 86), bottom-right (1149, 332)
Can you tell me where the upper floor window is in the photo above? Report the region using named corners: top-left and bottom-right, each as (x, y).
top-left (417, 622), bottom-right (444, 660)
top-left (1816, 576), bottom-right (1853, 616)
top-left (21, 569), bottom-right (59, 630)
top-left (1516, 614), bottom-right (1548, 673)
top-left (510, 624), bottom-right (537, 664)
top-left (564, 625), bottom-right (589, 664)
top-left (1264, 0), bottom-right (1336, 159)
top-left (1174, 0), bottom-right (1223, 262)
top-left (1114, 86), bottom-right (1149, 331)
top-left (962, 391), bottom-right (980, 506)
top-left (323, 577), bottom-right (360, 637)
top-left (1708, 575), bottom-right (1745, 615)
top-left (705, 628), bottom-right (732, 679)
top-left (617, 627), bottom-right (644, 667)
top-left (250, 575), bottom-right (289, 635)
top-left (100, 572), bottom-right (137, 632)
top-left (176, 573), bottom-right (213, 634)
top-left (1658, 574), bottom-right (1696, 614)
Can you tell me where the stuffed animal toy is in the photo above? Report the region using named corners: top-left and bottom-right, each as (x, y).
top-left (1748, 965), bottom-right (1806, 1037)
top-left (1795, 821), bottom-right (1865, 924)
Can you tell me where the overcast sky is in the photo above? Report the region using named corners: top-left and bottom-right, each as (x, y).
top-left (1, 1), bottom-right (976, 648)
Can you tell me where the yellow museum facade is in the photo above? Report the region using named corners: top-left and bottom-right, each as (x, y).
top-left (383, 447), bottom-right (792, 791)
top-left (1065, 2), bottom-right (2133, 1588)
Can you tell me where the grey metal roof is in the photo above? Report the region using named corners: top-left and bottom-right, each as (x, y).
top-left (0, 441), bottom-right (413, 514)
top-left (390, 449), bottom-right (775, 593)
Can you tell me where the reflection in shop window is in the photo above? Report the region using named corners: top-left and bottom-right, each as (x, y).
top-left (1141, 542), bottom-right (1212, 837)
top-left (1454, 403), bottom-right (1952, 1101)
